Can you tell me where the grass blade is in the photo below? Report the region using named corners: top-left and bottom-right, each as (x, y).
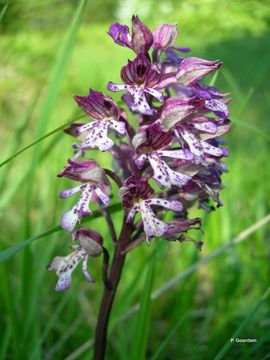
top-left (0, 203), bottom-right (122, 263)
top-left (0, 114), bottom-right (85, 168)
top-left (130, 256), bottom-right (156, 360)
top-left (214, 285), bottom-right (270, 360)
top-left (151, 314), bottom-right (188, 360)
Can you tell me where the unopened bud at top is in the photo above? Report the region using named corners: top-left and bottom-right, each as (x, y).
top-left (153, 23), bottom-right (178, 51)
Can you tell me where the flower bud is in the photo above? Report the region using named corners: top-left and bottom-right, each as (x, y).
top-left (131, 15), bottom-right (153, 54)
top-left (58, 159), bottom-right (107, 184)
top-left (75, 227), bottom-right (103, 257)
top-left (176, 58), bottom-right (222, 86)
top-left (153, 23), bottom-right (178, 50)
top-left (161, 96), bottom-right (204, 130)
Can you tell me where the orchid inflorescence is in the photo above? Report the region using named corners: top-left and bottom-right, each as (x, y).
top-left (48, 16), bottom-right (230, 291)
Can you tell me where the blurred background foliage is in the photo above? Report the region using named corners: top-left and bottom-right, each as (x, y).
top-left (0, 0), bottom-right (270, 359)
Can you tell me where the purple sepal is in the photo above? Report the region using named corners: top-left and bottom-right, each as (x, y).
top-left (153, 23), bottom-right (178, 51)
top-left (131, 15), bottom-right (153, 54)
top-left (108, 23), bottom-right (132, 48)
top-left (57, 159), bottom-right (106, 184)
top-left (176, 57), bottom-right (222, 86)
top-left (74, 89), bottom-right (121, 120)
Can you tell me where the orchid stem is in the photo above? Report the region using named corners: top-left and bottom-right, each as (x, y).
top-left (93, 219), bottom-right (133, 360)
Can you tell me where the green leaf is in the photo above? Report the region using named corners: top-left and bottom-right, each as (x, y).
top-left (214, 285), bottom-right (270, 360)
top-left (0, 203), bottom-right (122, 264)
top-left (151, 314), bottom-right (189, 360)
top-left (130, 255), bottom-right (156, 360)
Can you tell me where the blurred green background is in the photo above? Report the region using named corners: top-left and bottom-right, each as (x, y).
top-left (0, 0), bottom-right (270, 359)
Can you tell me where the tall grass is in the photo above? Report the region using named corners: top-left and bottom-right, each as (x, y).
top-left (0, 7), bottom-right (270, 360)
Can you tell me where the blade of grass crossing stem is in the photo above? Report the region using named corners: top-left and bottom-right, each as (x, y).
top-left (0, 203), bottom-right (122, 263)
top-left (0, 90), bottom-right (40, 188)
top-left (0, 114), bottom-right (85, 169)
top-left (214, 285), bottom-right (270, 360)
top-left (130, 256), bottom-right (156, 360)
top-left (151, 314), bottom-right (189, 360)
top-left (0, 122), bottom-right (71, 215)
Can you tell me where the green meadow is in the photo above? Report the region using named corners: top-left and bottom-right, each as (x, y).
top-left (0, 0), bottom-right (270, 359)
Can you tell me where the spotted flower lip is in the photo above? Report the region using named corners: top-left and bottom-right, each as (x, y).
top-left (60, 183), bottom-right (110, 232)
top-left (108, 53), bottom-right (175, 115)
top-left (65, 118), bottom-right (126, 152)
top-left (136, 150), bottom-right (193, 189)
top-left (126, 197), bottom-right (183, 244)
top-left (57, 159), bottom-right (108, 184)
top-left (108, 15), bottom-right (153, 54)
top-left (47, 245), bottom-right (95, 291)
top-left (176, 57), bottom-right (222, 86)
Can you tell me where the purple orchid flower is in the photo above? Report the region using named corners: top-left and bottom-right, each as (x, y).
top-left (132, 123), bottom-right (193, 189)
top-left (58, 159), bottom-right (110, 232)
top-left (120, 176), bottom-right (183, 244)
top-left (47, 227), bottom-right (103, 291)
top-left (65, 90), bottom-right (126, 152)
top-left (108, 53), bottom-right (175, 115)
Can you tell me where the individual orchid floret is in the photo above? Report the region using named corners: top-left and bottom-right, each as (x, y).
top-left (181, 163), bottom-right (226, 207)
top-left (74, 227), bottom-right (104, 257)
top-left (66, 89), bottom-right (126, 152)
top-left (160, 95), bottom-right (204, 130)
top-left (108, 53), bottom-right (174, 115)
top-left (108, 15), bottom-right (153, 54)
top-left (174, 117), bottom-right (230, 162)
top-left (133, 123), bottom-right (193, 189)
top-left (164, 218), bottom-right (203, 249)
top-left (47, 228), bottom-right (103, 291)
top-left (176, 57), bottom-right (222, 86)
top-left (172, 82), bottom-right (230, 119)
top-left (120, 176), bottom-right (183, 244)
top-left (153, 23), bottom-right (178, 51)
top-left (58, 159), bottom-right (110, 232)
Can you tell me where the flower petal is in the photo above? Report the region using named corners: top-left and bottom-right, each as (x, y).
top-left (80, 121), bottom-right (114, 151)
top-left (157, 149), bottom-right (193, 160)
top-left (201, 141), bottom-right (224, 157)
top-left (61, 207), bottom-right (79, 232)
top-left (144, 87), bottom-right (164, 102)
top-left (127, 204), bottom-right (139, 223)
top-left (180, 127), bottom-right (204, 157)
top-left (108, 119), bottom-right (126, 135)
top-left (47, 248), bottom-right (86, 291)
top-left (94, 187), bottom-right (110, 206)
top-left (146, 198), bottom-right (183, 212)
top-left (139, 201), bottom-right (169, 244)
top-left (82, 256), bottom-right (94, 283)
top-left (148, 153), bottom-right (191, 189)
top-left (60, 185), bottom-right (84, 199)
